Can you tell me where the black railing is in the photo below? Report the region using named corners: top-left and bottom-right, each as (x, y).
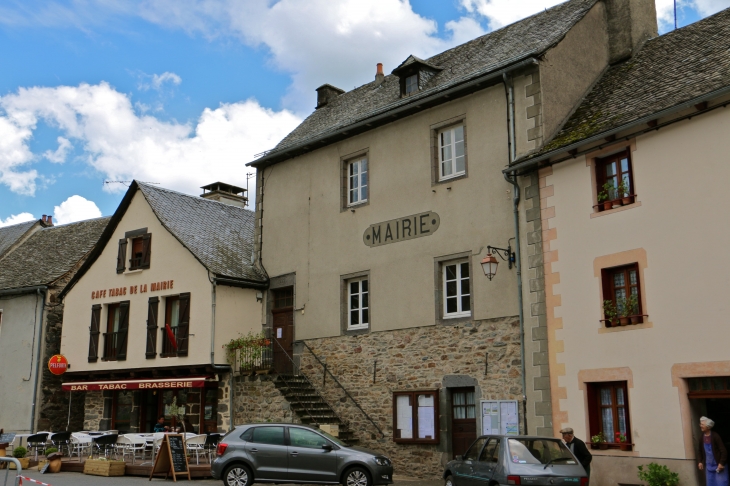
top-left (161, 326), bottom-right (178, 357)
top-left (103, 332), bottom-right (121, 360)
top-left (270, 337), bottom-right (325, 426)
top-left (237, 339), bottom-right (274, 373)
top-left (298, 340), bottom-right (385, 438)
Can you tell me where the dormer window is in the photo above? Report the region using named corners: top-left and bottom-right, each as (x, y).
top-left (405, 75), bottom-right (418, 95)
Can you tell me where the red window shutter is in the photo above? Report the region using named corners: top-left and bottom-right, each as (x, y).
top-left (146, 297), bottom-right (159, 359)
top-left (176, 293), bottom-right (190, 356)
top-left (88, 304), bottom-right (101, 362)
top-left (141, 234), bottom-right (152, 269)
top-left (116, 239), bottom-right (127, 274)
top-left (116, 301), bottom-right (130, 360)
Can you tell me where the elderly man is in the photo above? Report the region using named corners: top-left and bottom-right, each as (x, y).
top-left (561, 427), bottom-right (592, 478)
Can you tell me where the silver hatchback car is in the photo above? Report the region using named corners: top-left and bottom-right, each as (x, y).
top-left (211, 424), bottom-right (394, 486)
top-left (443, 435), bottom-right (588, 485)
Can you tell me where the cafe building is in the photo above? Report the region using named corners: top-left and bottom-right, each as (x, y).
top-left (58, 181), bottom-right (267, 435)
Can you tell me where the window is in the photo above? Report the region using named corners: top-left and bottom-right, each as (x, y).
top-left (252, 426), bottom-right (286, 446)
top-left (443, 261), bottom-right (471, 318)
top-left (405, 74), bottom-right (418, 95)
top-left (463, 437), bottom-right (487, 461)
top-left (161, 293), bottom-right (190, 357)
top-left (289, 428), bottom-right (330, 449)
top-left (347, 158), bottom-right (368, 206)
top-left (587, 381), bottom-right (632, 448)
top-left (452, 388), bottom-right (476, 419)
top-left (479, 439), bottom-right (500, 463)
top-left (348, 278), bottom-right (369, 330)
top-left (393, 390), bottom-right (439, 444)
top-left (508, 438), bottom-right (575, 465)
top-left (129, 234), bottom-right (151, 270)
top-left (273, 287), bottom-right (294, 309)
top-left (103, 301), bottom-right (129, 361)
top-left (438, 126), bottom-right (465, 181)
top-left (601, 263), bottom-right (643, 326)
top-left (595, 149), bottom-right (636, 210)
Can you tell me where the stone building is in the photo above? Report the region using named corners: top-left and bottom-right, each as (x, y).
top-left (508, 8), bottom-right (730, 485)
top-left (58, 181), bottom-right (266, 434)
top-left (240, 0), bottom-right (658, 477)
top-left (0, 216), bottom-right (109, 433)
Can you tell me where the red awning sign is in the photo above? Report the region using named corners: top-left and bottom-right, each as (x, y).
top-left (62, 376), bottom-right (209, 392)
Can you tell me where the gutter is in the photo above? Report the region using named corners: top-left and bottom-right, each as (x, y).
top-left (507, 84), bottom-right (730, 175)
top-left (0, 285), bottom-right (49, 297)
top-left (208, 274), bottom-right (236, 432)
top-left (249, 56), bottom-right (540, 168)
top-left (29, 287), bottom-right (47, 432)
top-left (213, 276), bottom-right (268, 290)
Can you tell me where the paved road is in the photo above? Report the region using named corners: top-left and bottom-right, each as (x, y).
top-left (12, 469), bottom-right (443, 486)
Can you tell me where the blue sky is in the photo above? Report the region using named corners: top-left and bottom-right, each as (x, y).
top-left (0, 0), bottom-right (725, 226)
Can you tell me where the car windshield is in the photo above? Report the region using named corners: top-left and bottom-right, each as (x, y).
top-left (315, 428), bottom-right (346, 447)
top-left (507, 438), bottom-right (577, 466)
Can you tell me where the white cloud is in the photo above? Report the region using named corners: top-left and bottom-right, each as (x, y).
top-left (43, 136), bottom-right (73, 163)
top-left (53, 195), bottom-right (102, 224)
top-left (0, 82), bottom-right (302, 201)
top-left (0, 212), bottom-right (35, 228)
top-left (459, 0), bottom-right (566, 29)
top-left (138, 71), bottom-right (183, 91)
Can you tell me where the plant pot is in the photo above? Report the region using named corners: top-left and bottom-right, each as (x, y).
top-left (619, 443), bottom-right (632, 451)
top-left (603, 201), bottom-right (613, 211)
top-left (622, 196), bottom-right (633, 205)
top-left (619, 317), bottom-right (630, 326)
top-left (599, 443), bottom-right (608, 450)
top-left (590, 443), bottom-right (600, 450)
top-left (9, 457), bottom-right (30, 469)
top-left (630, 315), bottom-right (642, 325)
top-left (612, 199), bottom-right (623, 208)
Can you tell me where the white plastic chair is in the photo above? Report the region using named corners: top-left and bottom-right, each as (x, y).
top-left (120, 435), bottom-right (148, 464)
top-left (70, 433), bottom-right (92, 460)
top-left (185, 434), bottom-right (206, 465)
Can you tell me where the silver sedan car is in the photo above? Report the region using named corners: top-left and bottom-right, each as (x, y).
top-left (443, 435), bottom-right (588, 485)
top-left (211, 423), bottom-right (393, 486)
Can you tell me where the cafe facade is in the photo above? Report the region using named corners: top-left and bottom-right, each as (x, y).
top-left (58, 181), bottom-right (267, 435)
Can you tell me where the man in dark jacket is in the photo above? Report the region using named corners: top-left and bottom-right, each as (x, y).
top-left (561, 427), bottom-right (593, 478)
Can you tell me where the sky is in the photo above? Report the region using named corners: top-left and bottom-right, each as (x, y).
top-left (0, 0), bottom-right (727, 227)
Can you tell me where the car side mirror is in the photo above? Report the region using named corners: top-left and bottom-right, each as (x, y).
top-left (455, 455), bottom-right (463, 461)
top-left (322, 444), bottom-right (333, 452)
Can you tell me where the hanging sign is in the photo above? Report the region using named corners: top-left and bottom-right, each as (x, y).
top-left (48, 355), bottom-right (69, 376)
top-left (150, 434), bottom-right (191, 482)
top-left (363, 211), bottom-right (440, 248)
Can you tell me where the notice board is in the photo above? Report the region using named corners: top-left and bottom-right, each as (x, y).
top-left (480, 400), bottom-right (519, 436)
top-left (149, 434), bottom-right (190, 482)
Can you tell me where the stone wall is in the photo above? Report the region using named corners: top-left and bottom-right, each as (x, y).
top-left (295, 316), bottom-right (522, 479)
top-left (217, 375), bottom-right (231, 433)
top-left (83, 391), bottom-right (105, 431)
top-left (232, 374), bottom-right (300, 425)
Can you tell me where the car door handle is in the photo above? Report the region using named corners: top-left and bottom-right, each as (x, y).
top-left (249, 448), bottom-right (258, 453)
top-left (290, 451), bottom-right (299, 456)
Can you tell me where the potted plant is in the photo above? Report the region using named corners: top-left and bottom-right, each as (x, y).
top-left (598, 181), bottom-right (617, 210)
top-left (637, 463), bottom-right (679, 486)
top-left (9, 446), bottom-right (29, 470)
top-left (618, 179), bottom-right (633, 205)
top-left (626, 294), bottom-right (641, 324)
top-left (591, 432), bottom-right (606, 450)
top-left (615, 432), bottom-right (631, 451)
top-left (616, 297), bottom-right (631, 326)
top-left (603, 300), bottom-right (618, 327)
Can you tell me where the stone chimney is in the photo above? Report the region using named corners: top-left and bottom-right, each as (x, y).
top-left (374, 63), bottom-right (385, 87)
top-left (605, 0), bottom-right (658, 64)
top-left (200, 182), bottom-right (248, 208)
top-left (315, 84), bottom-right (345, 109)
top-left (41, 215), bottom-right (54, 226)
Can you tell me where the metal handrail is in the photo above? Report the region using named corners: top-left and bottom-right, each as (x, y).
top-left (0, 457), bottom-right (22, 486)
top-left (297, 340), bottom-right (385, 438)
top-left (270, 338), bottom-right (325, 427)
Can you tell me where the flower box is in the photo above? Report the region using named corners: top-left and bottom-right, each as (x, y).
top-left (83, 459), bottom-right (126, 477)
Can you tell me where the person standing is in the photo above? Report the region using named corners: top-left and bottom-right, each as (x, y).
top-left (561, 427), bottom-right (593, 478)
top-left (698, 416), bottom-right (728, 486)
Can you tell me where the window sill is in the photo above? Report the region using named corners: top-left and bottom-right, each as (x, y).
top-left (588, 446), bottom-right (639, 457)
top-left (437, 172), bottom-right (466, 183)
top-left (598, 317), bottom-right (653, 334)
top-left (124, 269), bottom-right (144, 275)
top-left (591, 200), bottom-right (641, 218)
top-left (444, 312), bottom-right (471, 320)
top-left (347, 325), bottom-right (369, 331)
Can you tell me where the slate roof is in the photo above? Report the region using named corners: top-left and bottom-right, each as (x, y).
top-left (533, 7), bottom-right (730, 158)
top-left (0, 220), bottom-right (37, 260)
top-left (137, 183), bottom-right (265, 283)
top-left (0, 218), bottom-right (110, 291)
top-left (260, 0), bottom-right (598, 161)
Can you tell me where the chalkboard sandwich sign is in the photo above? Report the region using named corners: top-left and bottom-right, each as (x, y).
top-left (149, 434), bottom-right (191, 482)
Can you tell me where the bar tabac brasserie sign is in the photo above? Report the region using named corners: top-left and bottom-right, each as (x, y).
top-left (363, 211), bottom-right (440, 248)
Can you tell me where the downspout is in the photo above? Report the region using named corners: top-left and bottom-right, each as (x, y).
top-left (209, 275), bottom-right (235, 432)
top-left (30, 288), bottom-right (47, 432)
top-left (503, 72), bottom-right (528, 435)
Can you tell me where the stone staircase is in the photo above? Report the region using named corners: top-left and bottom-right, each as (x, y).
top-left (273, 373), bottom-right (359, 446)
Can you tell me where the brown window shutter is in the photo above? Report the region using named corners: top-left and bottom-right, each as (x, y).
top-left (88, 304), bottom-right (102, 362)
top-left (116, 239), bottom-right (128, 274)
top-left (176, 293), bottom-right (190, 356)
top-left (146, 297), bottom-right (159, 359)
top-left (587, 383), bottom-right (600, 438)
top-left (141, 234), bottom-right (152, 269)
top-left (116, 301), bottom-right (130, 360)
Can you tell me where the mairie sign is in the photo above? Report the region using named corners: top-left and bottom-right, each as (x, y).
top-left (363, 211), bottom-right (440, 248)
top-left (48, 354), bottom-right (68, 375)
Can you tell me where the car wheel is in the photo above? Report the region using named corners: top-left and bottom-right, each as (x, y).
top-left (444, 474), bottom-right (455, 486)
top-left (223, 464), bottom-right (252, 486)
top-left (344, 466), bottom-right (372, 486)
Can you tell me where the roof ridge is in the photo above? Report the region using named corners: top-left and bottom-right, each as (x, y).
top-left (137, 181), bottom-right (254, 214)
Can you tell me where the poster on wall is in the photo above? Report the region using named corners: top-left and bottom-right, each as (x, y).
top-left (481, 400), bottom-right (519, 436)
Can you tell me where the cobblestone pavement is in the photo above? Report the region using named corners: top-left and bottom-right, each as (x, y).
top-left (12, 469), bottom-right (443, 486)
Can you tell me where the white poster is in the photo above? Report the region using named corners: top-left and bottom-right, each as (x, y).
top-left (482, 401), bottom-right (497, 435)
top-left (417, 394), bottom-right (435, 439)
top-left (481, 400), bottom-right (519, 436)
top-left (396, 395), bottom-right (413, 439)
top-left (500, 401), bottom-right (519, 436)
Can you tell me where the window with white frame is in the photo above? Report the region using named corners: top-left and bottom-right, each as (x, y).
top-left (348, 278), bottom-right (369, 329)
top-left (443, 261), bottom-right (471, 318)
top-left (348, 158), bottom-right (368, 206)
top-left (438, 125), bottom-right (465, 180)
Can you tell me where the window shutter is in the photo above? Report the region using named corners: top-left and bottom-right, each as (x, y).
top-left (146, 297), bottom-right (159, 359)
top-left (116, 239), bottom-right (127, 274)
top-left (88, 304), bottom-right (101, 362)
top-left (116, 301), bottom-right (130, 360)
top-left (587, 383), bottom-right (600, 438)
top-left (141, 234), bottom-right (152, 269)
top-left (176, 293), bottom-right (190, 356)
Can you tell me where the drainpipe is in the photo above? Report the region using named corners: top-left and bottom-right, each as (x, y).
top-left (209, 275), bottom-right (234, 432)
top-left (30, 288), bottom-right (47, 433)
top-left (503, 72), bottom-right (528, 435)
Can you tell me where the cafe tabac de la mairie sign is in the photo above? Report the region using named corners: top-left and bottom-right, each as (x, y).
top-left (363, 211), bottom-right (440, 248)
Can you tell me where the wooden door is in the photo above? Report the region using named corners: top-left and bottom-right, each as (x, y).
top-left (272, 287), bottom-right (294, 374)
top-left (451, 387), bottom-right (477, 458)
